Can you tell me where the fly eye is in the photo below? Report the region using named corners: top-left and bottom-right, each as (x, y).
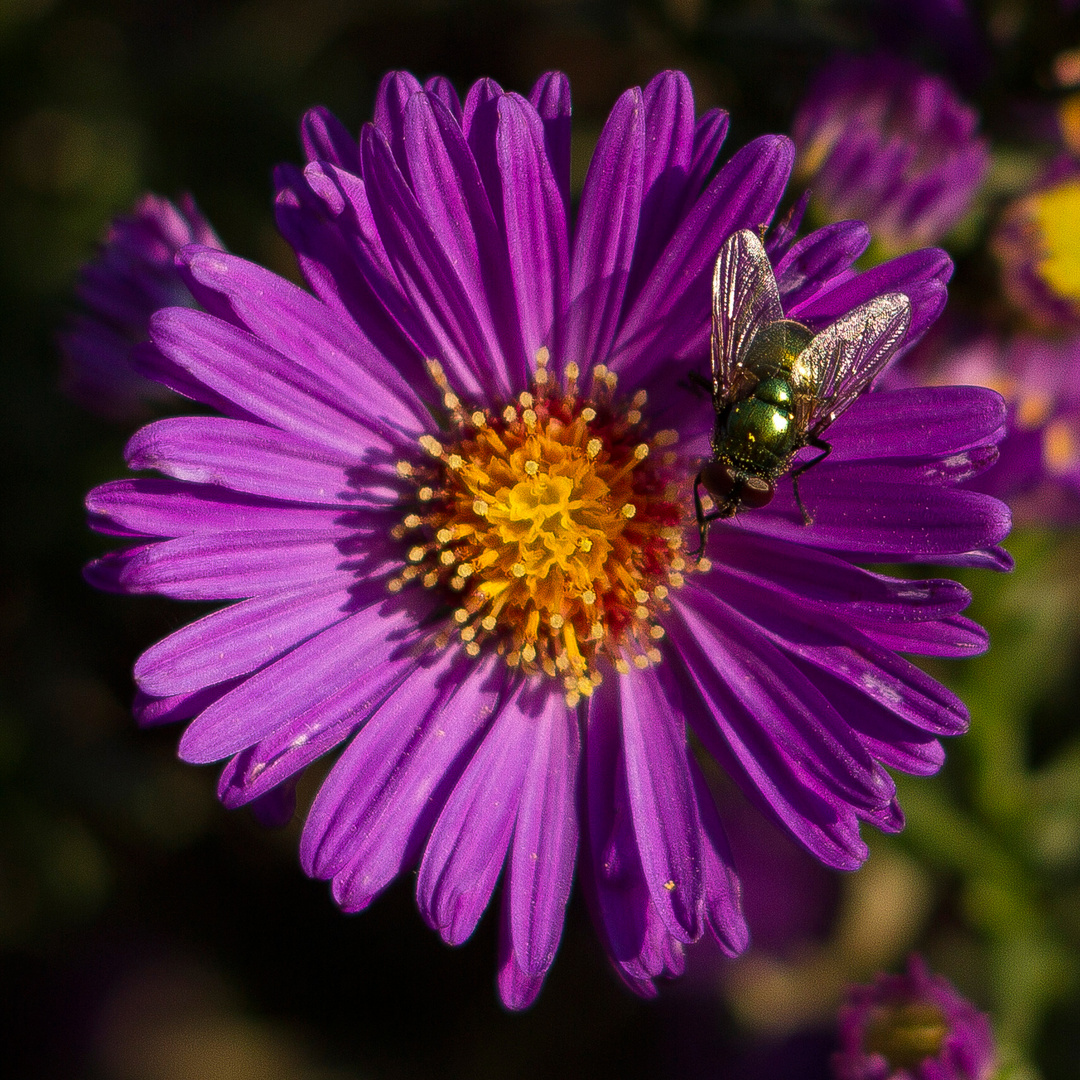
top-left (740, 476), bottom-right (774, 509)
top-left (701, 462), bottom-right (738, 499)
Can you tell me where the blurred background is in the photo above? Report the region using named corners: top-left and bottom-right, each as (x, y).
top-left (3, 1), bottom-right (1080, 1077)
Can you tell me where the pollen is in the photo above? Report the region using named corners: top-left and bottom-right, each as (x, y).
top-left (391, 364), bottom-right (691, 698)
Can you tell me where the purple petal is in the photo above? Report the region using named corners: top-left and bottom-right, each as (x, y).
top-left (790, 246), bottom-right (952, 351)
top-left (858, 613), bottom-right (988, 657)
top-left (461, 78), bottom-right (504, 230)
top-left (826, 386), bottom-right (1006, 461)
top-left (416, 685), bottom-right (536, 945)
top-left (581, 678), bottom-right (650, 973)
top-left (566, 86), bottom-right (645, 367)
top-left (177, 245), bottom-right (429, 434)
top-left (709, 527), bottom-right (972, 625)
top-left (775, 221), bottom-right (871, 312)
top-left (497, 93), bottom-right (570, 368)
top-left (685, 108), bottom-right (730, 205)
top-left (372, 70), bottom-right (423, 178)
top-left (694, 573), bottom-right (969, 737)
top-left (133, 680), bottom-right (243, 728)
top-left (299, 652), bottom-right (501, 888)
top-left (424, 75), bottom-right (462, 122)
top-left (244, 780), bottom-right (297, 828)
top-left (86, 478), bottom-right (394, 538)
top-left (88, 530), bottom-right (347, 599)
top-left (301, 106), bottom-right (360, 172)
top-left (150, 307), bottom-right (401, 458)
top-left (790, 665), bottom-right (948, 777)
top-left (402, 91), bottom-right (528, 389)
top-left (134, 577), bottom-right (353, 696)
top-left (124, 417), bottom-right (374, 505)
top-left (611, 135), bottom-right (795, 380)
top-left (508, 687), bottom-right (579, 976)
top-left (177, 593), bottom-right (422, 762)
top-left (216, 645), bottom-right (426, 814)
top-left (131, 340), bottom-right (254, 420)
top-left (361, 124), bottom-right (508, 399)
top-left (666, 597), bottom-right (869, 869)
top-left (498, 897), bottom-right (546, 1010)
top-left (626, 71), bottom-right (697, 301)
top-left (528, 72), bottom-right (571, 209)
top-left (743, 473), bottom-right (1012, 562)
top-left (689, 762), bottom-right (749, 955)
top-left (619, 663), bottom-right (703, 943)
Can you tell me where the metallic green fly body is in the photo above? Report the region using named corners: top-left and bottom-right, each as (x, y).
top-left (691, 229), bottom-right (913, 556)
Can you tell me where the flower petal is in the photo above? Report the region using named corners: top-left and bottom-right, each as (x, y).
top-left (497, 93), bottom-right (570, 368)
top-left (667, 596), bottom-right (870, 869)
top-left (508, 687), bottom-right (579, 977)
top-left (177, 593), bottom-right (423, 762)
top-left (299, 652), bottom-right (502, 895)
top-left (566, 86), bottom-right (645, 367)
top-left (620, 664), bottom-right (703, 943)
top-left (528, 72), bottom-right (571, 211)
top-left (403, 90), bottom-right (528, 389)
top-left (611, 134), bottom-right (795, 380)
top-left (361, 123), bottom-right (508, 399)
top-left (416, 685), bottom-right (536, 945)
top-left (178, 245), bottom-right (429, 432)
top-left (150, 307), bottom-right (398, 458)
top-left (134, 577), bottom-right (354, 697)
top-left (124, 417), bottom-right (373, 505)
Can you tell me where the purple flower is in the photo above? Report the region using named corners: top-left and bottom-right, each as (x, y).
top-left (833, 956), bottom-right (997, 1080)
top-left (793, 54), bottom-right (989, 255)
top-left (60, 193), bottom-right (222, 421)
top-left (84, 71), bottom-right (1010, 1008)
top-left (890, 318), bottom-right (1080, 523)
top-left (993, 156), bottom-right (1080, 330)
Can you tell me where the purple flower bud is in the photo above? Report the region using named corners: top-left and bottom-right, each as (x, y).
top-left (834, 956), bottom-right (997, 1080)
top-left (793, 55), bottom-right (989, 255)
top-left (60, 193), bottom-right (222, 421)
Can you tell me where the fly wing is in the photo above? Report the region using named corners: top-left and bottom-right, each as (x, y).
top-left (793, 292), bottom-right (911, 435)
top-left (711, 229), bottom-right (785, 399)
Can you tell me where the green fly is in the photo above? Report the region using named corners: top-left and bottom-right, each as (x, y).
top-left (691, 229), bottom-right (912, 556)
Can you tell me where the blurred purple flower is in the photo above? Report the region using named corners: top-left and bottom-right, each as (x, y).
top-left (890, 319), bottom-right (1080, 523)
top-left (84, 71), bottom-right (1009, 1008)
top-left (793, 54), bottom-right (989, 255)
top-left (993, 157), bottom-right (1080, 330)
top-left (60, 193), bottom-right (222, 421)
top-left (833, 956), bottom-right (997, 1080)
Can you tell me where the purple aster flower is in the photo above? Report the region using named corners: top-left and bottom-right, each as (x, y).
top-left (993, 156), bottom-right (1080, 330)
top-left (890, 318), bottom-right (1080, 523)
top-left (84, 70), bottom-right (1010, 1008)
top-left (833, 956), bottom-right (997, 1080)
top-left (792, 54), bottom-right (989, 256)
top-left (60, 193), bottom-right (222, 421)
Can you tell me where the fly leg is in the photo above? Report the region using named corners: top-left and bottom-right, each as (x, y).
top-left (690, 471), bottom-right (725, 560)
top-left (790, 435), bottom-right (831, 525)
top-left (681, 370), bottom-right (713, 400)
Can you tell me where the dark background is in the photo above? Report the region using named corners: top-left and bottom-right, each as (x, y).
top-left (3, 2), bottom-right (1080, 1078)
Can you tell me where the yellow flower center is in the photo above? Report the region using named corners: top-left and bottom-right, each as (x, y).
top-left (1029, 180), bottom-right (1080, 303)
top-left (863, 1000), bottom-right (948, 1071)
top-left (389, 352), bottom-right (693, 705)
